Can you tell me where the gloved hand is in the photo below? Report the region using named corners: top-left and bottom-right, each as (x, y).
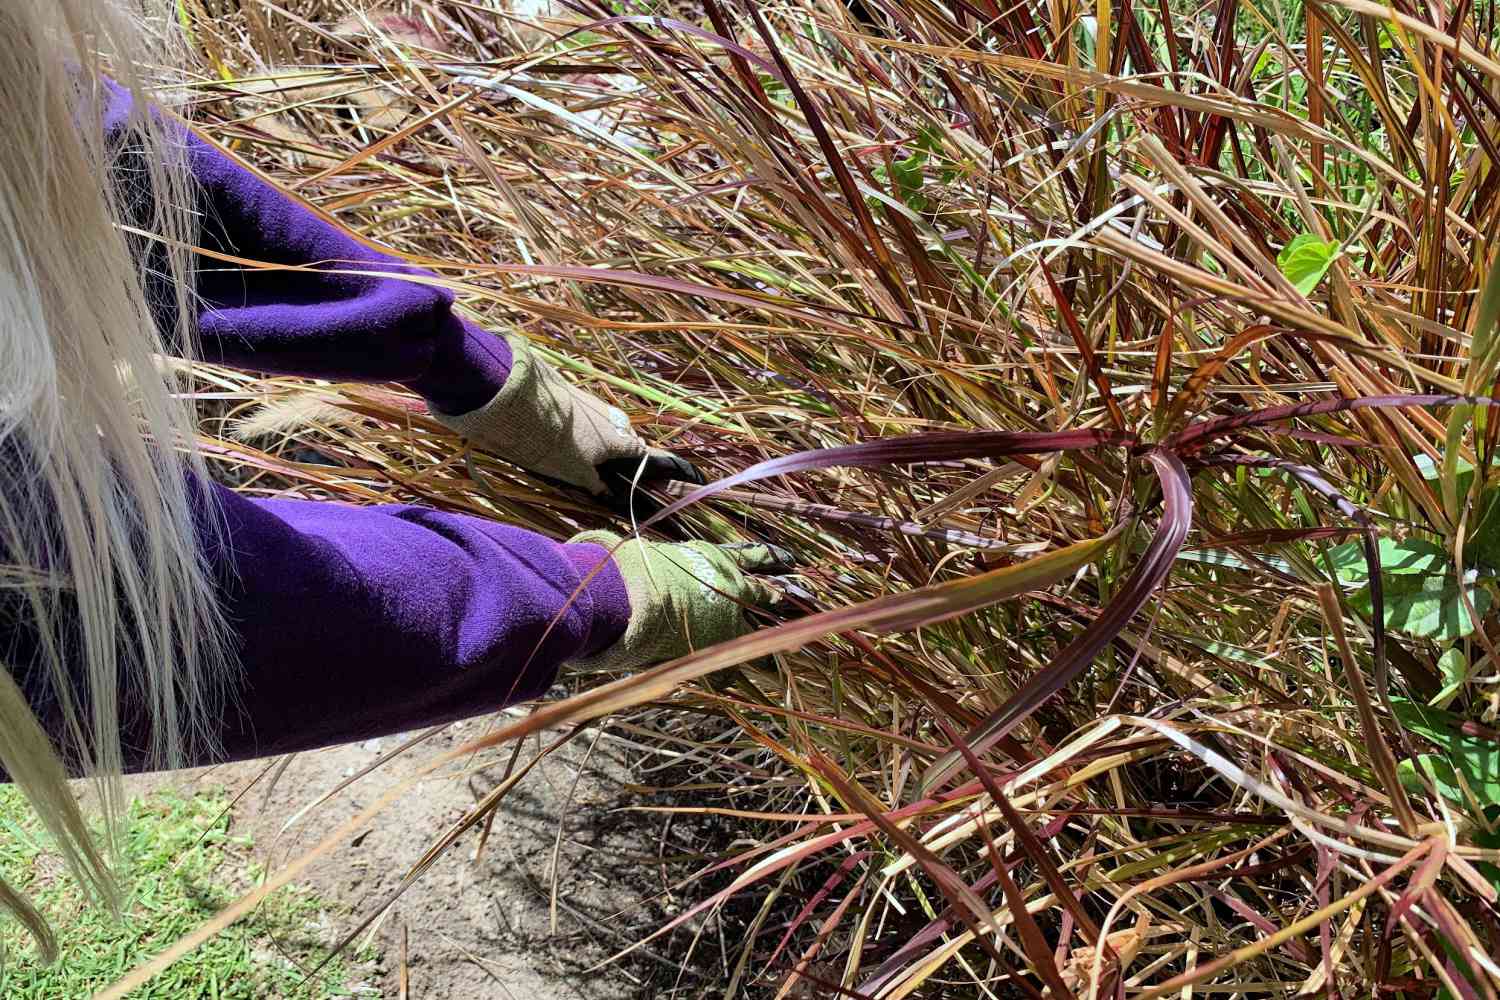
top-left (567, 531), bottom-right (793, 674)
top-left (434, 334), bottom-right (701, 513)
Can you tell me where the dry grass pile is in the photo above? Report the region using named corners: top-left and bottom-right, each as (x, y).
top-left (122, 0), bottom-right (1500, 995)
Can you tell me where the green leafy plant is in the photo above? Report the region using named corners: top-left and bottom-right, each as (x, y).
top-left (869, 126), bottom-right (951, 214)
top-left (1393, 700), bottom-right (1500, 817)
top-left (1277, 234), bottom-right (1341, 296)
top-left (1417, 453), bottom-right (1500, 570)
top-left (1328, 535), bottom-right (1492, 639)
top-left (1433, 644), bottom-right (1470, 706)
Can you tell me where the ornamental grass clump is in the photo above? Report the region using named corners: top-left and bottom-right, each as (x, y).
top-left (116, 0), bottom-right (1500, 994)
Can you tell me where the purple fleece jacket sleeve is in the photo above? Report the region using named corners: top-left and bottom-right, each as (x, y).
top-left (4, 473), bottom-right (631, 773)
top-left (42, 82), bottom-right (635, 770)
top-left (183, 481), bottom-right (628, 765)
top-left (104, 79), bottom-right (508, 415)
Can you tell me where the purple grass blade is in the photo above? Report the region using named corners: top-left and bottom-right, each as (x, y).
top-left (765, 852), bottom-right (870, 970)
top-left (1172, 393), bottom-right (1500, 450)
top-left (743, 3), bottom-right (914, 316)
top-left (919, 449), bottom-right (1192, 793)
top-left (1279, 429), bottom-right (1376, 448)
top-left (936, 714), bottom-right (1105, 978)
top-left (639, 428), bottom-right (1135, 531)
top-left (856, 816), bottom-right (1076, 997)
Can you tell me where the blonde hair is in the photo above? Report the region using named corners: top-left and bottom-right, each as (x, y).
top-left (0, 0), bottom-right (227, 956)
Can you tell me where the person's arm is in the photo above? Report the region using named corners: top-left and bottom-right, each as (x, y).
top-left (161, 480), bottom-right (632, 767)
top-left (104, 81), bottom-right (698, 503)
top-left (104, 78), bottom-right (507, 412)
top-left (168, 485), bottom-right (785, 768)
top-left (185, 114), bottom-right (518, 414)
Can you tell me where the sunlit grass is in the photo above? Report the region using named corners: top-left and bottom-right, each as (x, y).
top-left (114, 0), bottom-right (1500, 995)
top-left (0, 787), bottom-right (367, 999)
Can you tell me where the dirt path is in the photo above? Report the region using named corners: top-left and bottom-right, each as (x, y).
top-left (129, 715), bottom-right (702, 998)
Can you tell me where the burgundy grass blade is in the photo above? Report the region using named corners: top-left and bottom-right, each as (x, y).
top-left (641, 427), bottom-right (1135, 531)
top-left (765, 851), bottom-right (870, 970)
top-left (592, 778), bottom-right (995, 966)
top-left (807, 753), bottom-right (1017, 981)
top-left (1208, 888), bottom-right (1315, 965)
top-left (573, 15), bottom-right (788, 81)
top-left (921, 449), bottom-right (1193, 792)
top-left (979, 814), bottom-right (1073, 997)
top-left (855, 869), bottom-right (1002, 996)
top-left (743, 3), bottom-right (914, 315)
top-left (938, 716), bottom-right (1100, 989)
top-left (1172, 393), bottom-right (1500, 450)
top-left (1193, 526), bottom-right (1359, 547)
top-left (1041, 262), bottom-right (1127, 431)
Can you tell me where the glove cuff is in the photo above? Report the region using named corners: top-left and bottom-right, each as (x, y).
top-left (565, 531), bottom-right (648, 674)
top-left (433, 336), bottom-right (644, 495)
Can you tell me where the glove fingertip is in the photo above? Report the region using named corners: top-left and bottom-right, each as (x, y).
top-left (748, 578), bottom-right (784, 609)
top-left (722, 542), bottom-right (799, 574)
top-left (646, 449), bottom-right (704, 485)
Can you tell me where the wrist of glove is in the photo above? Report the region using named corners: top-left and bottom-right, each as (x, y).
top-left (567, 531), bottom-right (790, 674)
top-left (433, 334), bottom-right (700, 509)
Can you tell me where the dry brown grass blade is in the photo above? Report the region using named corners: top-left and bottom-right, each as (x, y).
top-left (1314, 583), bottom-right (1420, 837)
top-left (1135, 840), bottom-right (1435, 999)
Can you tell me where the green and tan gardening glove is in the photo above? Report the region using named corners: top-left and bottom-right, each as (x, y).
top-left (434, 334), bottom-right (701, 513)
top-left (567, 530), bottom-right (793, 674)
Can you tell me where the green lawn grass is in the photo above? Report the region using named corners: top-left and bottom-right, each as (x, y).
top-left (0, 786), bottom-right (372, 999)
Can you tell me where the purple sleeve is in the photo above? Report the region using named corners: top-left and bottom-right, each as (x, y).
top-left (175, 480), bottom-right (630, 766)
top-left (104, 80), bottom-right (509, 415)
top-left (3, 472), bottom-right (629, 774)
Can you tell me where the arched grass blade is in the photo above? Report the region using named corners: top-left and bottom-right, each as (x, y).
top-left (641, 428), bottom-right (1135, 531)
top-left (921, 450), bottom-right (1192, 792)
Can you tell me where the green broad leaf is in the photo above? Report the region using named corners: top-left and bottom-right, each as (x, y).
top-left (1475, 819), bottom-right (1500, 896)
top-left (1391, 700), bottom-right (1500, 812)
top-left (1433, 646), bottom-right (1469, 707)
top-left (1325, 540), bottom-right (1365, 581)
top-left (889, 148), bottom-right (927, 209)
top-left (870, 139), bottom-right (933, 213)
top-left (1393, 698), bottom-right (1476, 748)
top-left (1414, 451), bottom-right (1475, 497)
top-left (1412, 453), bottom-right (1500, 571)
top-left (1437, 646), bottom-right (1468, 686)
top-left (1326, 536), bottom-right (1448, 584)
top-left (1468, 490), bottom-right (1500, 570)
top-left (1348, 570), bottom-right (1490, 639)
top-left (914, 125), bottom-right (959, 184)
top-left (1398, 754), bottom-right (1470, 805)
top-left (1277, 234), bottom-right (1340, 295)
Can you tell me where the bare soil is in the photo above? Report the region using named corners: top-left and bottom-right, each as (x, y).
top-left (127, 714), bottom-right (716, 999)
